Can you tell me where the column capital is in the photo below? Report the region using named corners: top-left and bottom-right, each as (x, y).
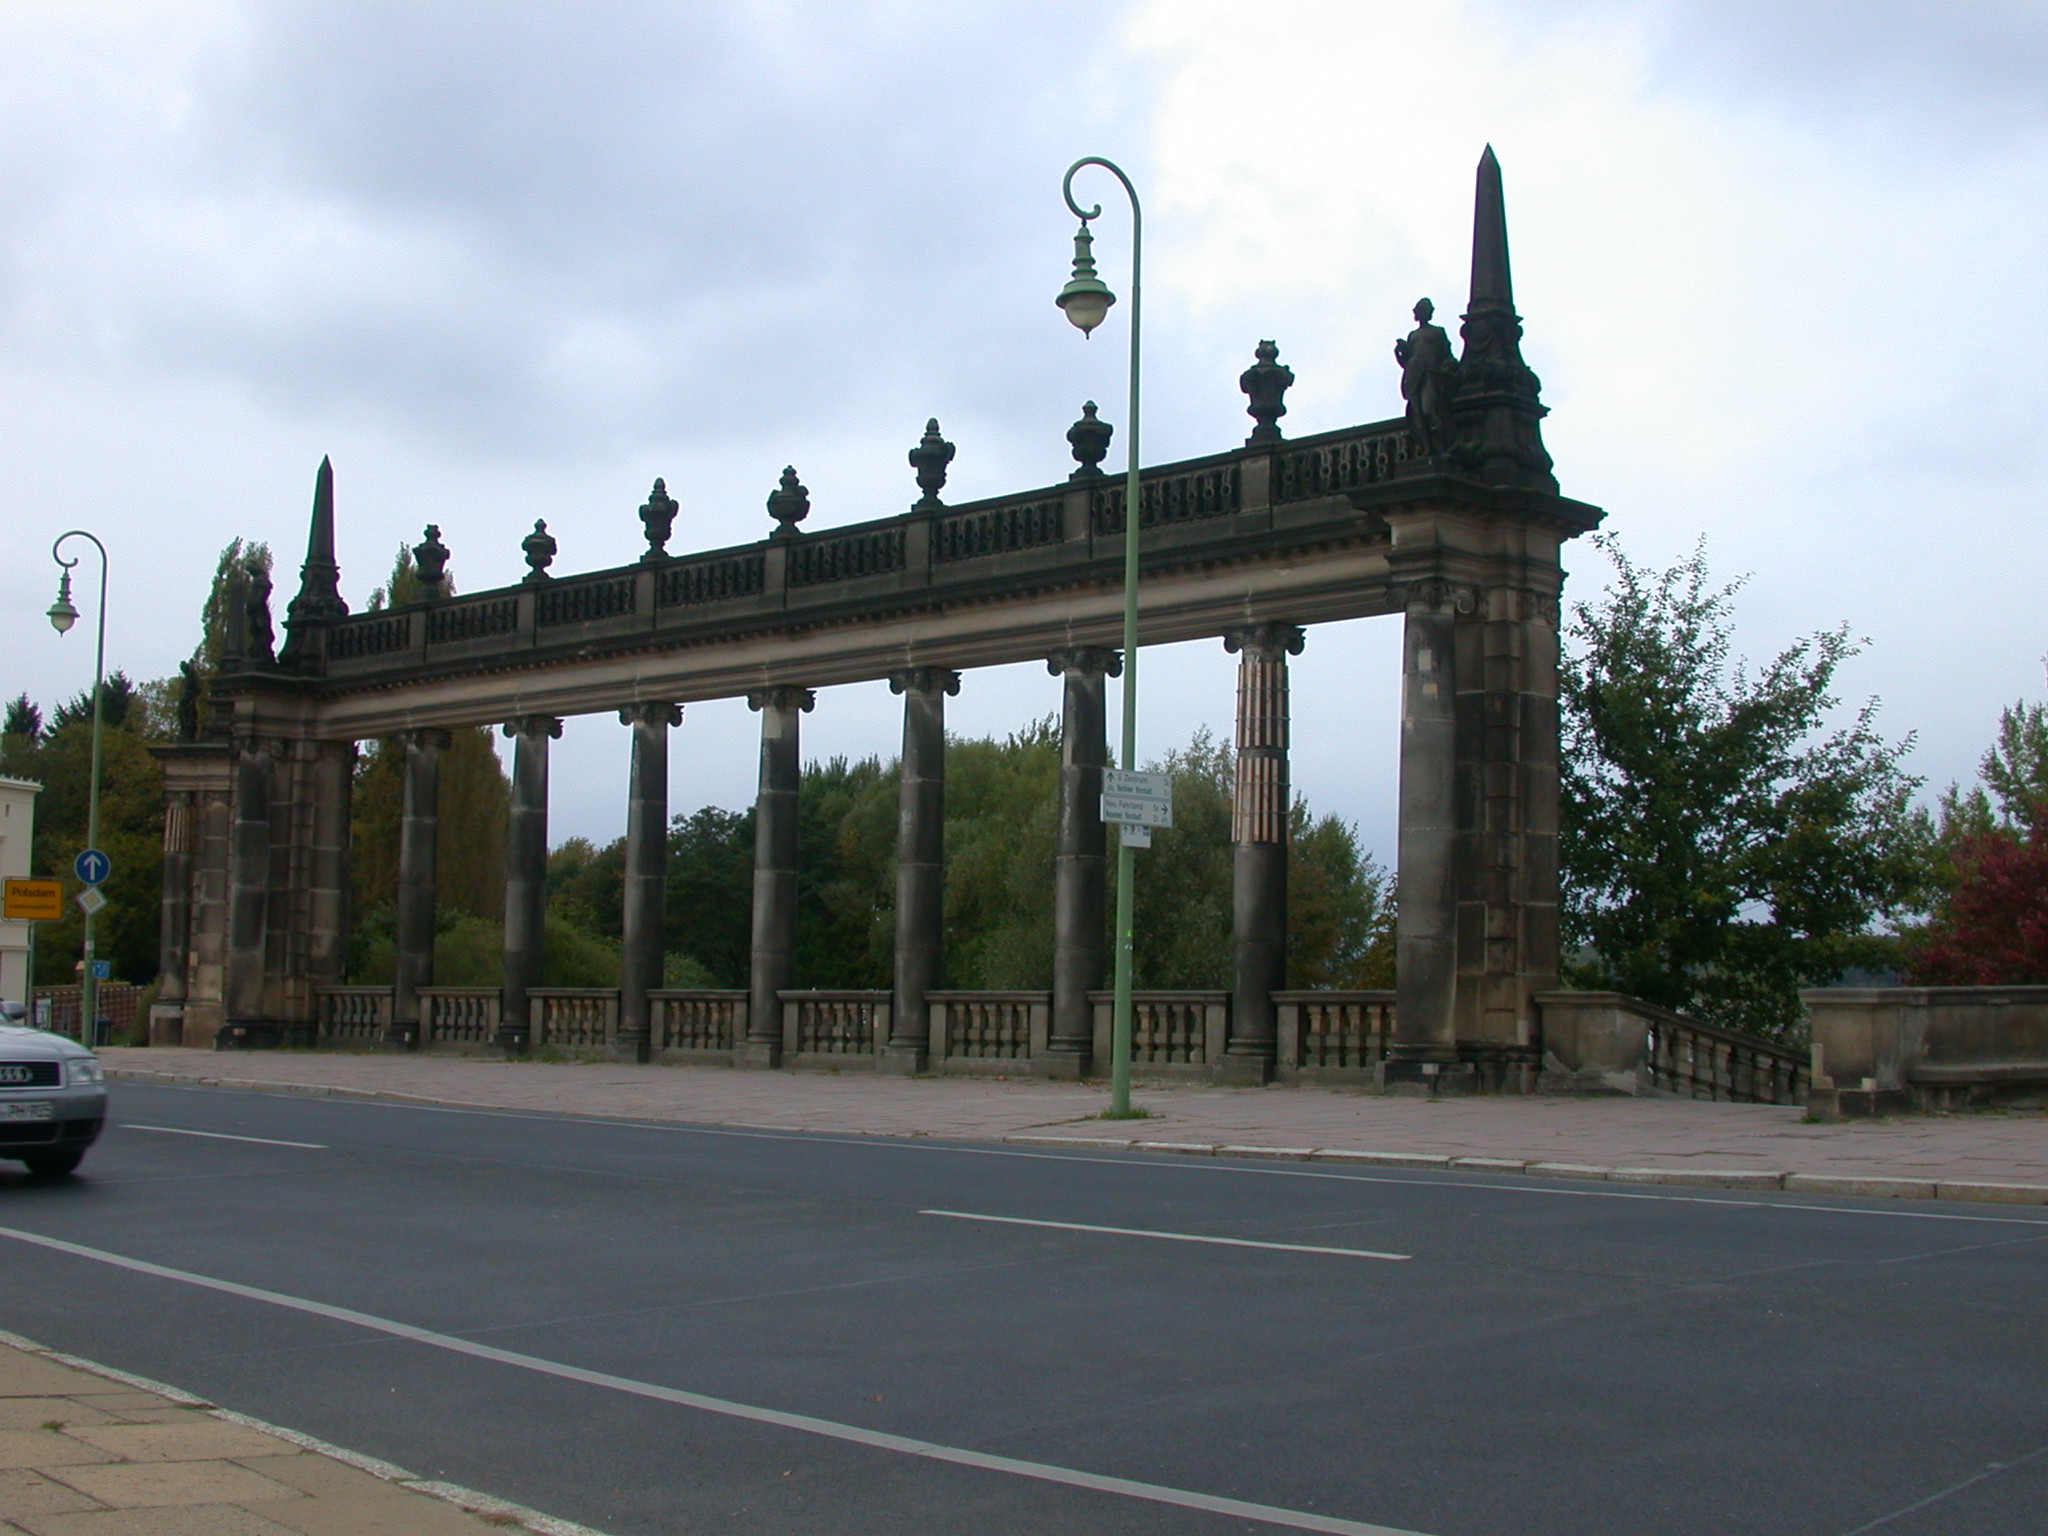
top-left (1390, 578), bottom-right (1478, 616)
top-left (1223, 622), bottom-right (1305, 660)
top-left (747, 686), bottom-right (815, 713)
top-left (1046, 645), bottom-right (1123, 680)
top-left (889, 666), bottom-right (961, 697)
top-left (502, 715), bottom-right (564, 740)
top-left (401, 727), bottom-right (453, 752)
top-left (619, 702), bottom-right (684, 728)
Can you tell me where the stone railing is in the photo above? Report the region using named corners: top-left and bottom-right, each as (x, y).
top-left (927, 992), bottom-right (1048, 1073)
top-left (531, 988), bottom-right (617, 1050)
top-left (420, 987), bottom-right (501, 1050)
top-left (1089, 990), bottom-right (1228, 1075)
top-left (653, 990), bottom-right (745, 1055)
top-left (1805, 986), bottom-right (2048, 1118)
top-left (780, 990), bottom-right (889, 1060)
top-left (1275, 991), bottom-right (1396, 1079)
top-left (316, 987), bottom-right (391, 1046)
top-left (1536, 991), bottom-right (1806, 1104)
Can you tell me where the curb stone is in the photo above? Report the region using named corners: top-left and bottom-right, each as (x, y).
top-left (105, 1067), bottom-right (2048, 1208)
top-left (0, 1328), bottom-right (614, 1536)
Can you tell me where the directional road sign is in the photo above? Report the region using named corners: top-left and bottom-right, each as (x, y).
top-left (1100, 769), bottom-right (1173, 829)
top-left (73, 849), bottom-right (112, 886)
top-left (2, 878), bottom-right (62, 922)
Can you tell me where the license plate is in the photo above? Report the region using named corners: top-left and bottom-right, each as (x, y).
top-left (0, 1102), bottom-right (54, 1120)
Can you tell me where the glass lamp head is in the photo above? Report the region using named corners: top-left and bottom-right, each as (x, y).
top-left (1056, 221), bottom-right (1116, 337)
top-left (47, 571), bottom-right (77, 635)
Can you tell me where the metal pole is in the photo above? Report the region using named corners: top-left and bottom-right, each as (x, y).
top-left (52, 531), bottom-right (107, 1045)
top-left (1063, 159), bottom-right (1142, 1116)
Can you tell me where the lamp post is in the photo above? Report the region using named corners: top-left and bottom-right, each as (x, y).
top-left (48, 531), bottom-right (108, 1045)
top-left (1058, 157), bottom-right (1142, 1116)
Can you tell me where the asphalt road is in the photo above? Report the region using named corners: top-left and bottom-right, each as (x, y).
top-left (0, 1083), bottom-right (2044, 1536)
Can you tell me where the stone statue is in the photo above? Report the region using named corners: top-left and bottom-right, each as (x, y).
top-left (1395, 297), bottom-right (1458, 457)
top-left (175, 660), bottom-right (201, 741)
top-left (246, 558), bottom-right (275, 663)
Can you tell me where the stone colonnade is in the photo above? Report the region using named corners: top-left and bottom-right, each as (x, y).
top-left (152, 562), bottom-right (1563, 1092)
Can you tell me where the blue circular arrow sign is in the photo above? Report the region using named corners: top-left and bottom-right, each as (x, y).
top-left (74, 848), bottom-right (112, 886)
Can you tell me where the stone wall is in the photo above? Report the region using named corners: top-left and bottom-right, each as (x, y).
top-left (1805, 987), bottom-right (2048, 1118)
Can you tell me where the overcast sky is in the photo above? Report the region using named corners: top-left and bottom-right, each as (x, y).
top-left (5, 0), bottom-right (2046, 862)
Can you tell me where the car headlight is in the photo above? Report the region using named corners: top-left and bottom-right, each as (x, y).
top-left (67, 1057), bottom-right (104, 1086)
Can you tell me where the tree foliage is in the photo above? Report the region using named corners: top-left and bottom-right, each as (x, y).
top-left (1560, 536), bottom-right (1928, 1041)
top-left (1906, 689), bottom-right (2048, 984)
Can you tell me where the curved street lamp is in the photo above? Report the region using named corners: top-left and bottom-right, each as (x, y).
top-left (49, 530), bottom-right (108, 1044)
top-left (1059, 157), bottom-right (1142, 1116)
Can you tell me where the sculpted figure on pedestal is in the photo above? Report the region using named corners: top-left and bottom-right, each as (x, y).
top-left (1395, 297), bottom-right (1458, 458)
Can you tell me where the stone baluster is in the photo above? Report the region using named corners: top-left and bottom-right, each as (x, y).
top-left (883, 667), bottom-right (959, 1074)
top-left (1045, 646), bottom-right (1120, 1078)
top-left (390, 729), bottom-right (449, 1049)
top-left (741, 687), bottom-right (813, 1067)
top-left (497, 716), bottom-right (562, 1054)
top-left (1221, 623), bottom-right (1303, 1084)
top-left (617, 702), bottom-right (682, 1062)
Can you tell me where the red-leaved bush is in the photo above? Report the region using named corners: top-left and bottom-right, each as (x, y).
top-left (1906, 828), bottom-right (2048, 985)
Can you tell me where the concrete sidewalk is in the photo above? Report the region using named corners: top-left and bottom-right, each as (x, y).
top-left (98, 1048), bottom-right (2048, 1203)
top-left (0, 1331), bottom-right (601, 1536)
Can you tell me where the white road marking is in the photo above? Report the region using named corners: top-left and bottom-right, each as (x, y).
top-left (120, 1125), bottom-right (327, 1149)
top-left (0, 1225), bottom-right (1431, 1536)
top-left (923, 1209), bottom-right (1411, 1261)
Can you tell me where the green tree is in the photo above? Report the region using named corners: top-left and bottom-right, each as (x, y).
top-left (1288, 810), bottom-right (1396, 988)
top-left (1560, 536), bottom-right (1929, 1042)
top-left (665, 806), bottom-right (755, 985)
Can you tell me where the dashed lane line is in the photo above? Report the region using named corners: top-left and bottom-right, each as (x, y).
top-left (923, 1209), bottom-right (1411, 1260)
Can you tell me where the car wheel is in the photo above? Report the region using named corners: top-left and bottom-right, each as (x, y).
top-left (22, 1149), bottom-right (85, 1178)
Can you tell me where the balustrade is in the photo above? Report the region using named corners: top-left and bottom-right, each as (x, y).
top-left (781, 991), bottom-right (888, 1057)
top-left (1275, 990), bottom-right (1396, 1073)
top-left (316, 986), bottom-right (391, 1045)
top-left (418, 987), bottom-right (501, 1048)
top-left (652, 990), bottom-right (744, 1053)
top-left (1088, 990), bottom-right (1228, 1071)
top-left (1647, 1012), bottom-right (1807, 1105)
top-left (927, 992), bottom-right (1047, 1068)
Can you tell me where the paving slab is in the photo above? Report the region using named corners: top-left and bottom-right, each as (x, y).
top-left (0, 1336), bottom-right (602, 1536)
top-left (101, 1047), bottom-right (2048, 1203)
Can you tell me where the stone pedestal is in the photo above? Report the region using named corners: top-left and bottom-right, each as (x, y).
top-left (497, 716), bottom-right (561, 1054)
top-left (617, 703), bottom-right (681, 1063)
top-left (741, 688), bottom-right (812, 1068)
top-left (391, 729), bottom-right (448, 1049)
top-left (1044, 648), bottom-right (1119, 1079)
top-left (883, 668), bottom-right (958, 1075)
top-left (1219, 624), bottom-right (1302, 1086)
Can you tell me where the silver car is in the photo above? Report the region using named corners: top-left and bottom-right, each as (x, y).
top-left (0, 1022), bottom-right (108, 1177)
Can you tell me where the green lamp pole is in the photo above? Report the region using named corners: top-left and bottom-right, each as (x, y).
top-left (48, 530), bottom-right (108, 1044)
top-left (1058, 157), bottom-right (1142, 1116)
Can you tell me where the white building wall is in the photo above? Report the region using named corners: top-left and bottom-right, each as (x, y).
top-left (0, 776), bottom-right (43, 1006)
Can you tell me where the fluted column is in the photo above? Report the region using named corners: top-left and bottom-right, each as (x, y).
top-left (1385, 582), bottom-right (1471, 1090)
top-left (883, 667), bottom-right (959, 1074)
top-left (1221, 624), bottom-right (1303, 1084)
top-left (1044, 646), bottom-right (1120, 1078)
top-left (741, 687), bottom-right (813, 1068)
top-left (497, 715), bottom-right (562, 1054)
top-left (618, 702), bottom-right (682, 1062)
top-left (390, 729), bottom-right (449, 1049)
top-left (223, 737), bottom-right (275, 1047)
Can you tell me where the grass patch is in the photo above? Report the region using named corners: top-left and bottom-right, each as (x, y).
top-left (1094, 1105), bottom-right (1158, 1121)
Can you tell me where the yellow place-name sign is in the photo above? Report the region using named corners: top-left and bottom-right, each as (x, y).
top-left (2, 878), bottom-right (63, 922)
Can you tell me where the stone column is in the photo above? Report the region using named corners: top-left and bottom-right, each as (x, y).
top-left (223, 738), bottom-right (275, 1048)
top-left (306, 740), bottom-right (354, 989)
top-left (883, 667), bottom-right (959, 1074)
top-left (617, 702), bottom-right (682, 1063)
top-left (741, 687), bottom-right (812, 1068)
top-left (497, 715), bottom-right (562, 1054)
top-left (1044, 647), bottom-right (1120, 1079)
top-left (390, 729), bottom-right (448, 1049)
top-left (153, 790), bottom-right (195, 1040)
top-left (1384, 582), bottom-right (1473, 1091)
top-left (1452, 581), bottom-right (1563, 1090)
top-left (1221, 623), bottom-right (1303, 1085)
